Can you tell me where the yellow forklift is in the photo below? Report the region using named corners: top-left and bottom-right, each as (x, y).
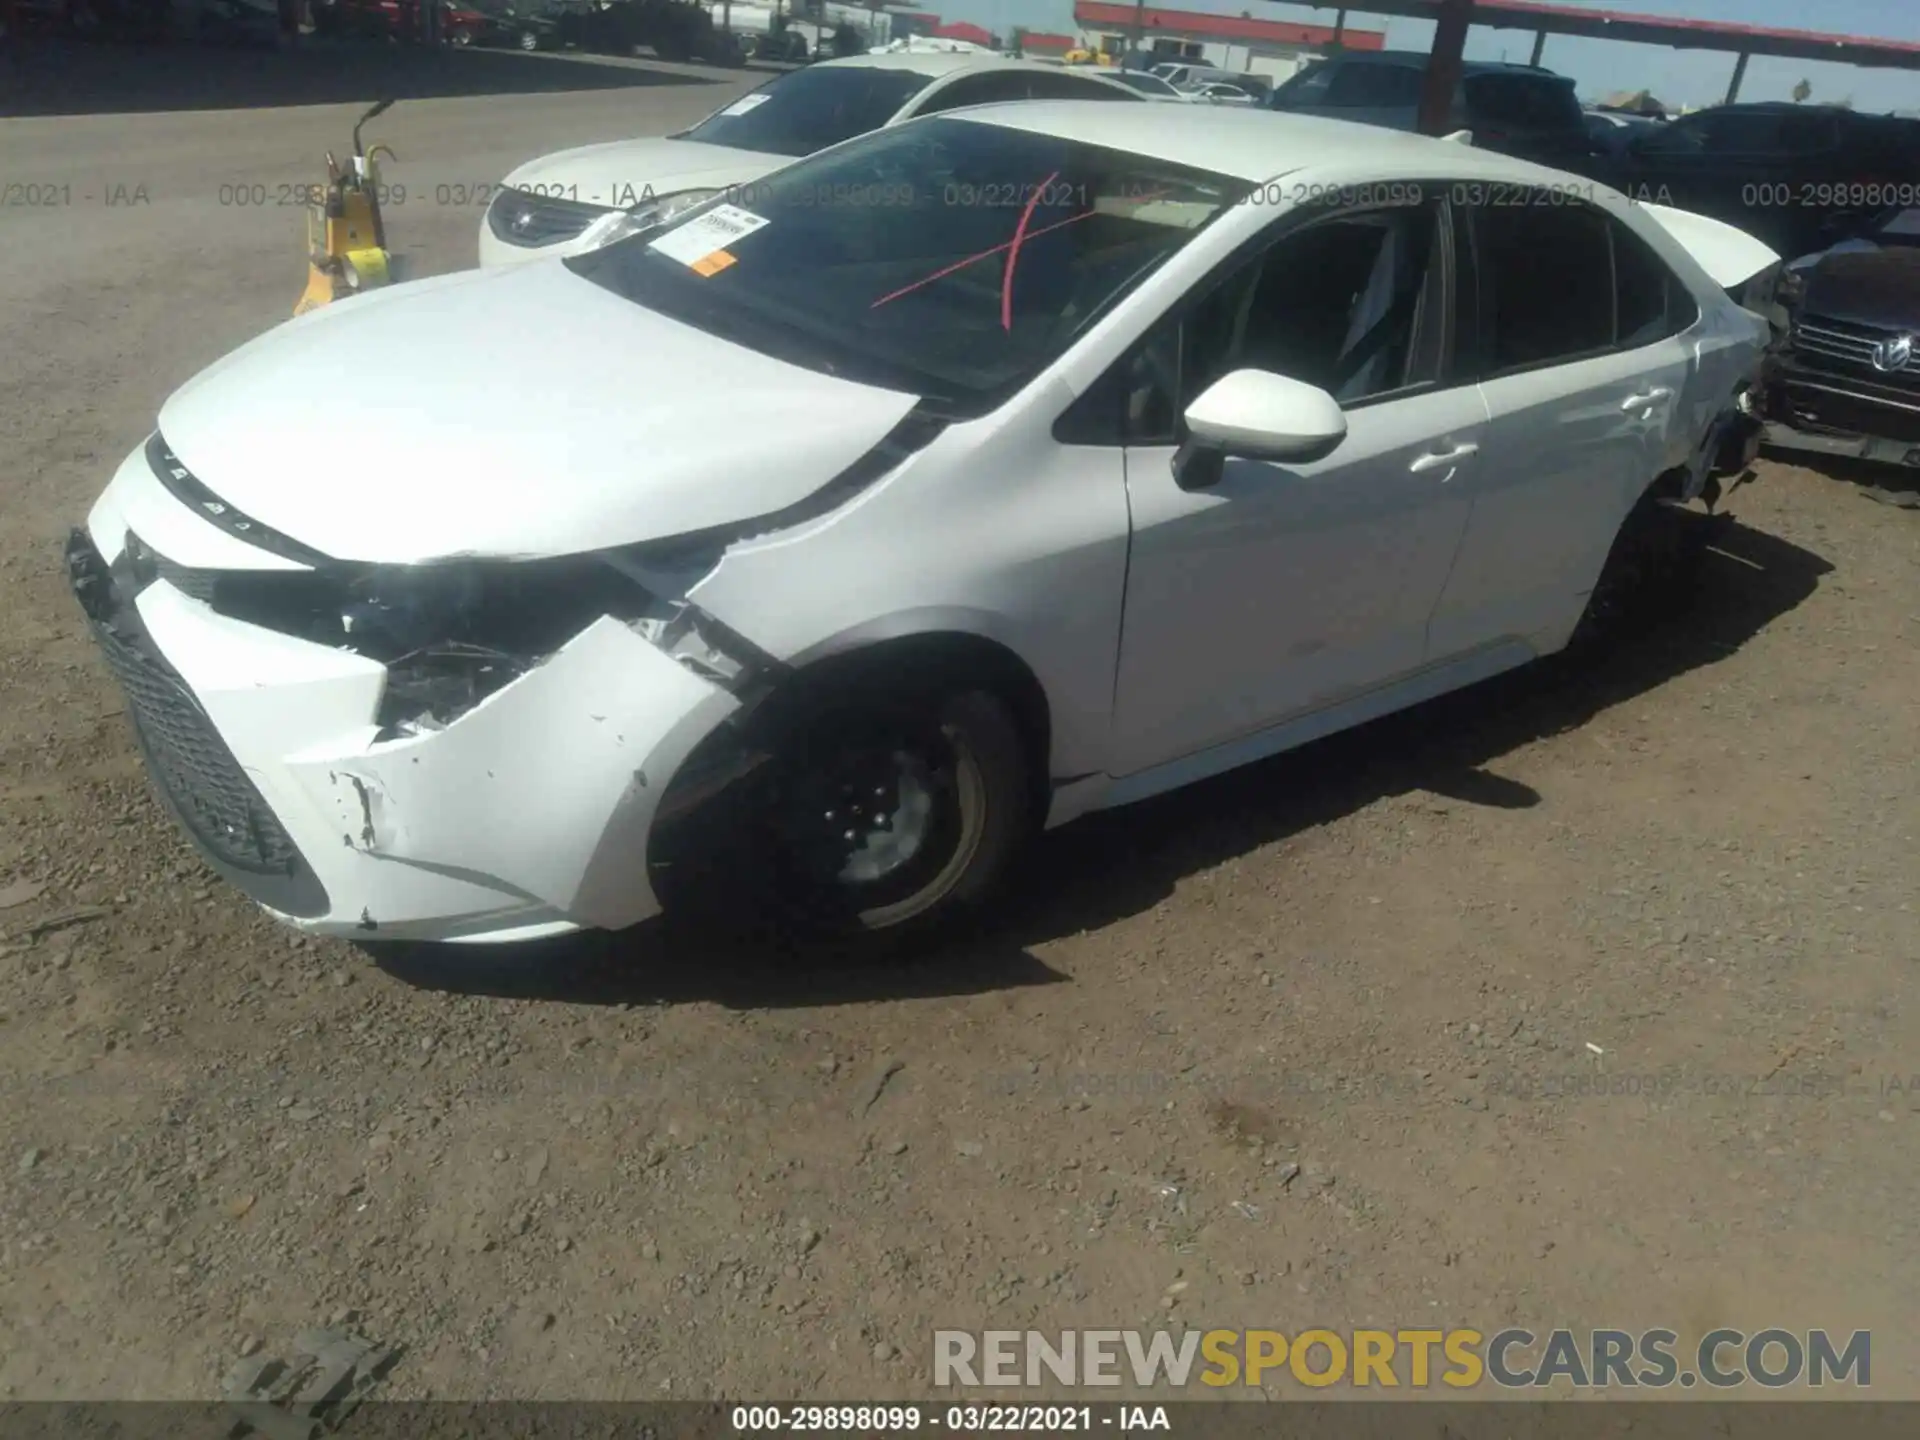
top-left (295, 98), bottom-right (399, 317)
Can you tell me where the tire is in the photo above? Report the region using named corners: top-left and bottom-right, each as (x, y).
top-left (517, 27), bottom-right (536, 47)
top-left (450, 25), bottom-right (471, 42)
top-left (661, 686), bottom-right (1032, 947)
top-left (1568, 486), bottom-right (1710, 654)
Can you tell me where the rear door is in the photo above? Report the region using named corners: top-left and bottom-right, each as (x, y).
top-left (1426, 194), bottom-right (1696, 661)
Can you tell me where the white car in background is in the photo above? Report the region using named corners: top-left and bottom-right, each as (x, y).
top-left (1188, 81), bottom-right (1258, 106)
top-left (1104, 69), bottom-right (1193, 102)
top-left (478, 51), bottom-right (1142, 267)
top-left (77, 105), bottom-right (1776, 948)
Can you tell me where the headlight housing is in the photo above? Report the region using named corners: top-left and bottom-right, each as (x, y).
top-left (169, 546), bottom-right (756, 739)
top-left (577, 187), bottom-right (724, 251)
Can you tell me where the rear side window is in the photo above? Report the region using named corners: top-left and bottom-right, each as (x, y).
top-left (1020, 72), bottom-right (1138, 102)
top-left (1270, 62), bottom-right (1334, 106)
top-left (1464, 74), bottom-right (1582, 132)
top-left (1472, 201), bottom-right (1614, 371)
top-left (1324, 63), bottom-right (1424, 108)
top-left (1612, 222), bottom-right (1696, 348)
top-left (917, 72), bottom-right (1036, 114)
top-left (680, 66), bottom-right (934, 157)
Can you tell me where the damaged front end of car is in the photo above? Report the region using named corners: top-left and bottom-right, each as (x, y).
top-left (69, 436), bottom-right (809, 941)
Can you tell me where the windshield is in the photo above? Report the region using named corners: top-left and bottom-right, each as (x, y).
top-left (1114, 71), bottom-right (1176, 96)
top-left (677, 65), bottom-right (937, 158)
top-left (571, 116), bottom-right (1249, 414)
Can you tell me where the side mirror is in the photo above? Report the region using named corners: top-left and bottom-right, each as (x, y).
top-left (1173, 369), bottom-right (1346, 489)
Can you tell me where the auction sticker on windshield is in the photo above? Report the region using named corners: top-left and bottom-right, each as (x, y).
top-left (718, 93), bottom-right (772, 117)
top-left (647, 204), bottom-right (769, 276)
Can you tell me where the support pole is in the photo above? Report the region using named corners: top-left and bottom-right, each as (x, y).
top-left (1725, 49), bottom-right (1750, 103)
top-left (1528, 27), bottom-right (1544, 66)
top-left (1417, 0), bottom-right (1472, 136)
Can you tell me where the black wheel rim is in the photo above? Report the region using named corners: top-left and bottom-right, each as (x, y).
top-left (770, 723), bottom-right (971, 916)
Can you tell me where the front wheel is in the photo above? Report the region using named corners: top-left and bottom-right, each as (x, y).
top-left (517, 27), bottom-right (537, 47)
top-left (661, 688), bottom-right (1032, 946)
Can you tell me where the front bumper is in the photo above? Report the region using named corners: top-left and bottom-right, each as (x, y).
top-left (69, 455), bottom-right (740, 943)
top-left (1763, 340), bottom-right (1920, 467)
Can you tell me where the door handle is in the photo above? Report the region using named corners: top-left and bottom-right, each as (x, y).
top-left (1409, 442), bottom-right (1479, 473)
top-left (1621, 386), bottom-right (1673, 411)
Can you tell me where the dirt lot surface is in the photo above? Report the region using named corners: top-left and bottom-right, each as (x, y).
top-left (2, 44), bottom-right (1918, 1404)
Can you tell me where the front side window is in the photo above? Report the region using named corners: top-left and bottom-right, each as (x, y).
top-left (1463, 74), bottom-right (1582, 131)
top-left (1101, 201), bottom-right (1449, 445)
top-left (1114, 71), bottom-right (1181, 98)
top-left (572, 117), bottom-right (1250, 414)
top-left (677, 66), bottom-right (935, 158)
top-left (1269, 62), bottom-right (1333, 106)
top-left (1324, 62), bottom-right (1425, 108)
top-left (1648, 109), bottom-right (1786, 156)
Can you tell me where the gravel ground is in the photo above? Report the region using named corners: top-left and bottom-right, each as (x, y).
top-left (2, 43), bottom-right (1918, 1403)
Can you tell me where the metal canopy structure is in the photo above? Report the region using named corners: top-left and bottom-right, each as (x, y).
top-left (1285, 0), bottom-right (1920, 106)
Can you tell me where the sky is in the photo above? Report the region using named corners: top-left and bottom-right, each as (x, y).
top-left (934, 0), bottom-right (1920, 110)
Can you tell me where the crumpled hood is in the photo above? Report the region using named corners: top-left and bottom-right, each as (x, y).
top-left (156, 262), bottom-right (918, 566)
top-left (1801, 246), bottom-right (1920, 331)
top-left (500, 135), bottom-right (784, 209)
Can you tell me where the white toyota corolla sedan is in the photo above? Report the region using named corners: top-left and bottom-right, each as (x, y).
top-left (477, 50), bottom-right (1142, 269)
top-left (73, 104), bottom-right (1777, 946)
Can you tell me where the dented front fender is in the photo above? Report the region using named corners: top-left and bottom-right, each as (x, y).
top-left (287, 616), bottom-right (740, 933)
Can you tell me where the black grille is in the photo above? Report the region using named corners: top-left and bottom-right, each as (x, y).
top-left (94, 606), bottom-right (300, 875)
top-left (152, 553), bottom-right (218, 602)
top-left (68, 528), bottom-right (328, 917)
top-left (486, 187), bottom-right (612, 247)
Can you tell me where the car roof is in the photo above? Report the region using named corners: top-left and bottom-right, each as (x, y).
top-left (947, 101), bottom-right (1578, 183)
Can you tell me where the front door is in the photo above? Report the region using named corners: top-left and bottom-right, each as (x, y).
top-left (1105, 197), bottom-right (1489, 778)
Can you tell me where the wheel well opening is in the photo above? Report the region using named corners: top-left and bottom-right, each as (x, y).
top-left (647, 631), bottom-right (1055, 910)
top-left (753, 633), bottom-right (1053, 816)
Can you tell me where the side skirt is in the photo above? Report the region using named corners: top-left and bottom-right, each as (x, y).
top-left (1044, 639), bottom-right (1539, 827)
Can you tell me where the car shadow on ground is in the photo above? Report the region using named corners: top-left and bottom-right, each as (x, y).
top-left (1765, 448), bottom-right (1920, 511)
top-left (0, 38), bottom-right (721, 116)
top-left (368, 513), bottom-right (1833, 1009)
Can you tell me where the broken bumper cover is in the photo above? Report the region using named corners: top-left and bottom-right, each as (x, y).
top-left (67, 525), bottom-right (740, 943)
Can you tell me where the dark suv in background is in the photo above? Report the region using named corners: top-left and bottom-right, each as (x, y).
top-left (1599, 103), bottom-right (1920, 261)
top-left (1265, 51), bottom-right (1595, 169)
top-left (1765, 206), bottom-right (1920, 472)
